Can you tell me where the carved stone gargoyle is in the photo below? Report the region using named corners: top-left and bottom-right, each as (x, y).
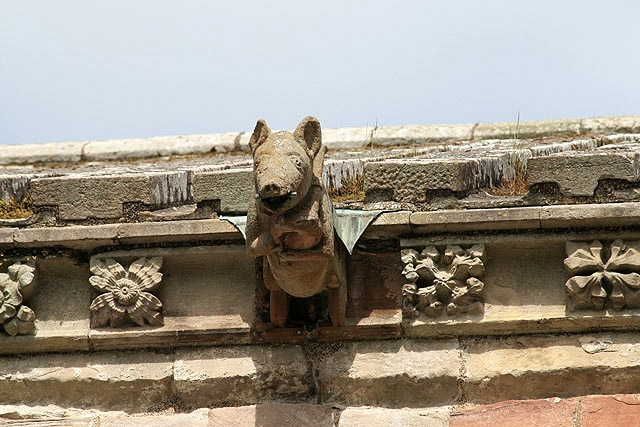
top-left (246, 116), bottom-right (347, 327)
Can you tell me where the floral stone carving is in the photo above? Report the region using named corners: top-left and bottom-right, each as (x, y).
top-left (0, 259), bottom-right (37, 336)
top-left (401, 245), bottom-right (486, 318)
top-left (565, 240), bottom-right (640, 311)
top-left (89, 257), bottom-right (164, 328)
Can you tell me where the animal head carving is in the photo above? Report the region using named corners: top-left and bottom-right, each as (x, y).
top-left (250, 116), bottom-right (322, 213)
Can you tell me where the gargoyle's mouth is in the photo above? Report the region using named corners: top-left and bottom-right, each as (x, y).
top-left (259, 192), bottom-right (297, 211)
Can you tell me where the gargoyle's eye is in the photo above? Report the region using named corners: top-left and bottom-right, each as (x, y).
top-left (293, 158), bottom-right (303, 169)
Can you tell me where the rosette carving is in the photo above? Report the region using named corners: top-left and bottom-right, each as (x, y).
top-left (565, 240), bottom-right (640, 311)
top-left (401, 245), bottom-right (486, 318)
top-left (0, 258), bottom-right (37, 336)
top-left (89, 257), bottom-right (164, 328)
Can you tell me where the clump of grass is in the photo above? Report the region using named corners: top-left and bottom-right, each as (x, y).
top-left (328, 174), bottom-right (365, 202)
top-left (0, 196), bottom-right (33, 219)
top-left (488, 153), bottom-right (528, 196)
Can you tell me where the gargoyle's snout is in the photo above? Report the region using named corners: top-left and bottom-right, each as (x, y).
top-left (257, 182), bottom-right (298, 212)
top-left (259, 183), bottom-right (283, 199)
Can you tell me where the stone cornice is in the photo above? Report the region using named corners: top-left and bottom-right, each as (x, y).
top-left (1, 115), bottom-right (638, 165)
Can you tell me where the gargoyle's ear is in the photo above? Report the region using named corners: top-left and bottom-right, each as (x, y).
top-left (249, 119), bottom-right (271, 151)
top-left (294, 116), bottom-right (322, 156)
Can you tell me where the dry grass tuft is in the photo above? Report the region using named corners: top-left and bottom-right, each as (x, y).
top-left (488, 154), bottom-right (529, 196)
top-left (0, 196), bottom-right (33, 219)
top-left (328, 174), bottom-right (365, 202)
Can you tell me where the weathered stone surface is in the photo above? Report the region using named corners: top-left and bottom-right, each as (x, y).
top-left (474, 118), bottom-right (582, 140)
top-left (14, 224), bottom-right (119, 249)
top-left (11, 220), bottom-right (243, 250)
top-left (363, 210), bottom-right (412, 238)
top-left (372, 123), bottom-right (475, 146)
top-left (82, 133), bottom-right (241, 161)
top-left (116, 219), bottom-right (242, 244)
top-left (465, 333), bottom-right (640, 403)
top-left (365, 160), bottom-right (482, 202)
top-left (541, 203), bottom-right (640, 229)
top-left (173, 345), bottom-right (311, 407)
top-left (449, 398), bottom-right (577, 427)
top-left (409, 207), bottom-right (541, 233)
top-left (582, 115), bottom-right (640, 135)
top-left (581, 394), bottom-right (640, 427)
top-left (101, 409), bottom-right (210, 427)
top-left (192, 168), bottom-right (253, 214)
top-left (0, 351), bottom-right (174, 411)
top-left (322, 126), bottom-right (372, 149)
top-left (339, 406), bottom-right (450, 427)
top-left (209, 403), bottom-right (336, 427)
top-left (30, 172), bottom-right (191, 220)
top-left (0, 228), bottom-right (16, 245)
top-left (317, 339), bottom-right (460, 407)
top-left (0, 141), bottom-right (84, 165)
top-left (527, 152), bottom-right (638, 196)
top-left (139, 204), bottom-right (198, 221)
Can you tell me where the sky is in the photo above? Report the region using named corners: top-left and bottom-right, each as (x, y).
top-left (1, 1), bottom-right (639, 145)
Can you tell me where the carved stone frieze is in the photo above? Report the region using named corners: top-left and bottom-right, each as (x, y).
top-left (0, 258), bottom-right (37, 336)
top-left (89, 257), bottom-right (164, 328)
top-left (565, 240), bottom-right (640, 311)
top-left (401, 245), bottom-right (486, 318)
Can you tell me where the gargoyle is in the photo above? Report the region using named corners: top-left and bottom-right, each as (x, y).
top-left (246, 116), bottom-right (346, 327)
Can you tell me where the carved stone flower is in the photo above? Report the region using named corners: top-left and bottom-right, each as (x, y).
top-left (0, 259), bottom-right (37, 336)
top-left (0, 276), bottom-right (22, 324)
top-left (89, 257), bottom-right (164, 328)
top-left (565, 240), bottom-right (640, 311)
top-left (401, 244), bottom-right (486, 318)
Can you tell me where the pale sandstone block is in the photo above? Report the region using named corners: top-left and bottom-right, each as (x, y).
top-left (338, 406), bottom-right (450, 427)
top-left (317, 339), bottom-right (460, 407)
top-left (0, 351), bottom-right (174, 411)
top-left (527, 152), bottom-right (638, 196)
top-left (409, 207), bottom-right (541, 232)
top-left (465, 333), bottom-right (640, 403)
top-left (192, 168), bottom-right (253, 214)
top-left (174, 345), bottom-right (311, 407)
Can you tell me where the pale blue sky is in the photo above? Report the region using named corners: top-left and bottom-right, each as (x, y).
top-left (1, 1), bottom-right (638, 145)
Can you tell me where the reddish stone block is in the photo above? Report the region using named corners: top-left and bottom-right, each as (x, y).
top-left (581, 394), bottom-right (640, 427)
top-left (450, 398), bottom-right (577, 427)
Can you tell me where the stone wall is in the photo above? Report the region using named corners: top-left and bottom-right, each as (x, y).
top-left (2, 115), bottom-right (640, 425)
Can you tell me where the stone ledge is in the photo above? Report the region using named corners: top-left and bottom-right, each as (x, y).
top-left (4, 131), bottom-right (640, 221)
top-left (2, 334), bottom-right (640, 413)
top-left (2, 203), bottom-right (640, 249)
top-left (2, 219), bottom-right (242, 250)
top-left (317, 339), bottom-right (461, 407)
top-left (527, 151), bottom-right (640, 197)
top-left (366, 202), bottom-right (640, 238)
top-left (464, 333), bottom-right (640, 404)
top-left (3, 395), bottom-right (640, 426)
top-left (1, 115), bottom-right (638, 165)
